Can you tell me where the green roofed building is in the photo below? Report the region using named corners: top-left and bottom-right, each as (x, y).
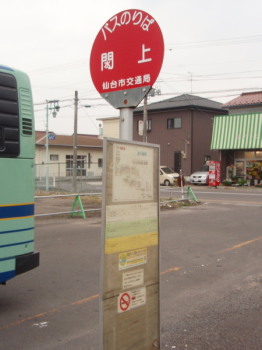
top-left (211, 92), bottom-right (262, 185)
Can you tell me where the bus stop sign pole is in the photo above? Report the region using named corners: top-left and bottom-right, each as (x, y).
top-left (119, 108), bottom-right (134, 141)
top-left (89, 8), bottom-right (164, 349)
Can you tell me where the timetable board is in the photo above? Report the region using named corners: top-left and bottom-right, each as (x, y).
top-left (100, 138), bottom-right (160, 350)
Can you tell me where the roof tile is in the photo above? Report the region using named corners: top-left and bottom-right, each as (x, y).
top-left (135, 94), bottom-right (226, 112)
top-left (35, 131), bottom-right (103, 148)
top-left (223, 91), bottom-right (262, 107)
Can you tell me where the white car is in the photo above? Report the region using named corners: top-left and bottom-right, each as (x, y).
top-left (190, 165), bottom-right (209, 185)
top-left (160, 166), bottom-right (179, 186)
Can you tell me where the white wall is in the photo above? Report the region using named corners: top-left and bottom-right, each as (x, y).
top-left (99, 118), bottom-right (120, 139)
top-left (35, 145), bottom-right (103, 178)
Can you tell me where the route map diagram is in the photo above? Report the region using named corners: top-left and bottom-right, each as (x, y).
top-left (112, 143), bottom-right (154, 202)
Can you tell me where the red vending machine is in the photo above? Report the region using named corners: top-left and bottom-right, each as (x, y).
top-left (208, 161), bottom-right (221, 186)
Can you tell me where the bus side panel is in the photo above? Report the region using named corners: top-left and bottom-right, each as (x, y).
top-left (18, 86), bottom-right (35, 159)
top-left (0, 158), bottom-right (39, 283)
top-left (0, 259), bottom-right (16, 282)
top-left (0, 158), bottom-right (34, 204)
top-left (11, 69), bottom-right (35, 160)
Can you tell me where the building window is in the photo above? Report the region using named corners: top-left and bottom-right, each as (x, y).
top-left (167, 117), bottom-right (181, 129)
top-left (147, 119), bottom-right (152, 131)
top-left (66, 155), bottom-right (86, 176)
top-left (66, 155), bottom-right (73, 176)
top-left (87, 153), bottom-right (91, 169)
top-left (98, 158), bottom-right (103, 168)
top-left (50, 154), bottom-right (59, 161)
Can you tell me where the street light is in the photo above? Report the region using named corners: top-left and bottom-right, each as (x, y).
top-left (45, 100), bottom-right (60, 192)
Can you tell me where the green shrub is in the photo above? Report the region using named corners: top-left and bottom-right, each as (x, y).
top-left (222, 180), bottom-right (232, 186)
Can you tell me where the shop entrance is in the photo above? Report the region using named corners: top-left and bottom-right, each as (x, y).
top-left (234, 151), bottom-right (262, 185)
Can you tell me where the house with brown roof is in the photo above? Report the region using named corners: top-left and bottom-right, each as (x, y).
top-left (133, 94), bottom-right (228, 176)
top-left (98, 94), bottom-right (228, 176)
top-left (211, 91), bottom-right (262, 184)
top-left (35, 131), bottom-right (103, 180)
top-left (223, 91), bottom-right (262, 114)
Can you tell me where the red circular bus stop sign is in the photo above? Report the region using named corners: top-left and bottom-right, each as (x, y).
top-left (90, 9), bottom-right (164, 109)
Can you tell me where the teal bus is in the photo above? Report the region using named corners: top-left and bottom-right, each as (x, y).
top-left (0, 65), bottom-right (39, 284)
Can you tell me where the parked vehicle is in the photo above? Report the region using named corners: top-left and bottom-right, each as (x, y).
top-left (160, 166), bottom-right (179, 186)
top-left (190, 165), bottom-right (209, 185)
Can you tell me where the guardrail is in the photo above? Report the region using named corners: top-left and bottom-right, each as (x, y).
top-left (34, 187), bottom-right (197, 219)
top-left (160, 186), bottom-right (198, 203)
top-left (35, 193), bottom-right (102, 218)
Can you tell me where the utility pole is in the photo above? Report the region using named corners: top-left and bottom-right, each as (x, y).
top-left (143, 94), bottom-right (148, 143)
top-left (73, 91), bottom-right (78, 192)
top-left (45, 102), bottom-right (49, 192)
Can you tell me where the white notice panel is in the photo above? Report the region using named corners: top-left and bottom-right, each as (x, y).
top-left (112, 143), bottom-right (154, 202)
top-left (101, 138), bottom-right (160, 350)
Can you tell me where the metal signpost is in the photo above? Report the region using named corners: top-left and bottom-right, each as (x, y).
top-left (90, 9), bottom-right (164, 349)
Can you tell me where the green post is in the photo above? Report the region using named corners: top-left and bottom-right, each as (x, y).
top-left (186, 186), bottom-right (199, 203)
top-left (70, 195), bottom-right (86, 219)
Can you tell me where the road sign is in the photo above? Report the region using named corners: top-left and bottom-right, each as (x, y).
top-left (90, 9), bottom-right (164, 108)
top-left (48, 133), bottom-right (56, 140)
top-left (138, 120), bottom-right (144, 136)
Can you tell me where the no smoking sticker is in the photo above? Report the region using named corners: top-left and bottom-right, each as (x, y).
top-left (118, 292), bottom-right (131, 312)
top-left (117, 287), bottom-right (146, 313)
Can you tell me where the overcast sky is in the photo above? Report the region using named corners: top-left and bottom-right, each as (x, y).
top-left (2, 0), bottom-right (262, 134)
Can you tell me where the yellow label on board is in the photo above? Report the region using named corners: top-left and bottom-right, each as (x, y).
top-left (105, 231), bottom-right (158, 255)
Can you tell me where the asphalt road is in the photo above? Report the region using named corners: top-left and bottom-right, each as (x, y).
top-left (0, 190), bottom-right (261, 350)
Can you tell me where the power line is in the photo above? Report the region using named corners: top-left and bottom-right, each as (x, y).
top-left (167, 34), bottom-right (262, 50)
top-left (28, 60), bottom-right (87, 75)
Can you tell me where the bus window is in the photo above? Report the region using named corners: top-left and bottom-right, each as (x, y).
top-left (0, 71), bottom-right (20, 156)
top-left (0, 66), bottom-right (39, 285)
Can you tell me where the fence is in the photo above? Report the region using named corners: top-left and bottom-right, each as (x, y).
top-left (35, 162), bottom-right (103, 192)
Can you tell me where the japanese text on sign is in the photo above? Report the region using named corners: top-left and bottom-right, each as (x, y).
top-left (101, 45), bottom-right (152, 71)
top-left (102, 73), bottom-right (151, 91)
top-left (102, 10), bottom-right (155, 40)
